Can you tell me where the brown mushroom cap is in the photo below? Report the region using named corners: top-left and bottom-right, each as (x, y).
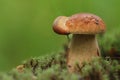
top-left (53, 13), bottom-right (106, 35)
top-left (66, 13), bottom-right (106, 34)
top-left (53, 16), bottom-right (69, 35)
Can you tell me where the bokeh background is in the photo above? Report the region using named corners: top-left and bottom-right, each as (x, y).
top-left (0, 0), bottom-right (120, 71)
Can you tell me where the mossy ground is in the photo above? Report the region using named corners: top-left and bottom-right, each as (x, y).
top-left (0, 33), bottom-right (120, 80)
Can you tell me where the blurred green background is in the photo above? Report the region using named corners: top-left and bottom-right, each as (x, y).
top-left (0, 0), bottom-right (120, 71)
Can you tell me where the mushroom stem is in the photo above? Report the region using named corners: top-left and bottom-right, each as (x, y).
top-left (67, 34), bottom-right (100, 73)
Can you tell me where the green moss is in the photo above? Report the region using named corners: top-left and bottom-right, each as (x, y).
top-left (1, 33), bottom-right (120, 80)
top-left (0, 53), bottom-right (120, 80)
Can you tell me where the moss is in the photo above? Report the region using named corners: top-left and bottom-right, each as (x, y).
top-left (0, 53), bottom-right (120, 80)
top-left (1, 33), bottom-right (120, 80)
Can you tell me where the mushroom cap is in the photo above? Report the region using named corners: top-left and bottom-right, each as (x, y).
top-left (53, 16), bottom-right (69, 35)
top-left (53, 13), bottom-right (106, 35)
top-left (66, 13), bottom-right (106, 34)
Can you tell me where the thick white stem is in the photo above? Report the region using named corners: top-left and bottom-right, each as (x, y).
top-left (67, 34), bottom-right (100, 73)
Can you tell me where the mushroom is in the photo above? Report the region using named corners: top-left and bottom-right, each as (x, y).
top-left (53, 13), bottom-right (106, 73)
